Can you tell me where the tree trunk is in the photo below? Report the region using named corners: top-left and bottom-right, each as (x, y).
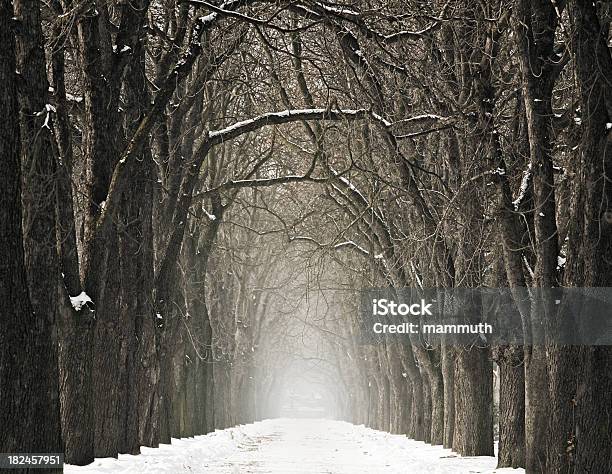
top-left (514, 0), bottom-right (562, 469)
top-left (496, 346), bottom-right (526, 468)
top-left (429, 369), bottom-right (444, 445)
top-left (57, 295), bottom-right (94, 465)
top-left (422, 378), bottom-right (432, 444)
top-left (0, 2), bottom-right (62, 466)
top-left (119, 38), bottom-right (159, 452)
top-left (398, 345), bottom-right (424, 440)
top-left (442, 342), bottom-right (455, 448)
top-left (552, 2), bottom-right (612, 472)
top-left (92, 236), bottom-right (122, 457)
top-left (453, 347), bottom-right (494, 456)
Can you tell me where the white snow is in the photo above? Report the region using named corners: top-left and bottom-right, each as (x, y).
top-left (328, 166), bottom-right (373, 212)
top-left (36, 104), bottom-right (56, 129)
top-left (334, 240), bottom-right (370, 256)
top-left (70, 291), bottom-right (92, 311)
top-left (208, 109), bottom-right (368, 139)
top-left (397, 113), bottom-right (446, 123)
top-left (65, 418), bottom-right (522, 473)
top-left (512, 163), bottom-right (532, 211)
top-left (316, 3), bottom-right (361, 16)
top-left (370, 111), bottom-right (393, 127)
top-left (523, 256), bottom-right (535, 280)
top-left (557, 255), bottom-right (566, 270)
top-left (66, 93), bottom-right (84, 103)
top-left (198, 13), bottom-right (217, 26)
top-left (339, 175), bottom-right (359, 192)
top-left (207, 108), bottom-right (400, 142)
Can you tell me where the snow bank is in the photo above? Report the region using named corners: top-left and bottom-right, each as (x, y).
top-left (65, 422), bottom-right (260, 473)
top-left (65, 418), bottom-right (525, 473)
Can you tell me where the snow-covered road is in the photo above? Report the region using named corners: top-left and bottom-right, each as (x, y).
top-left (66, 419), bottom-right (524, 473)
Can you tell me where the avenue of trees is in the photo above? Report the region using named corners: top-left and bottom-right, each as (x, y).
top-left (1, 0), bottom-right (611, 473)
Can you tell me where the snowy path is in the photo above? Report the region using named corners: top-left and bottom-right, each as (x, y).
top-left (66, 419), bottom-right (524, 474)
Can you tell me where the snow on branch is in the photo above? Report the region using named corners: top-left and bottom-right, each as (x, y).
top-left (299, 2), bottom-right (446, 43)
top-left (196, 108), bottom-right (450, 198)
top-left (184, 0), bottom-right (318, 34)
top-left (207, 108), bottom-right (378, 145)
top-left (512, 163), bottom-right (532, 211)
top-left (333, 240), bottom-right (371, 256)
top-left (313, 3), bottom-right (361, 18)
top-left (181, 0), bottom-right (445, 44)
top-left (393, 113), bottom-right (447, 124)
top-left (327, 166), bottom-right (380, 220)
top-left (205, 109), bottom-right (451, 153)
top-left (289, 236), bottom-right (371, 258)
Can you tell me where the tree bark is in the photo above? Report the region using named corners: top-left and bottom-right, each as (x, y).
top-left (496, 347), bottom-right (526, 468)
top-left (452, 347), bottom-right (494, 456)
top-left (1, 1), bottom-right (66, 470)
top-left (552, 2), bottom-right (612, 472)
top-left (57, 296), bottom-right (94, 465)
top-left (514, 1), bottom-right (562, 470)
